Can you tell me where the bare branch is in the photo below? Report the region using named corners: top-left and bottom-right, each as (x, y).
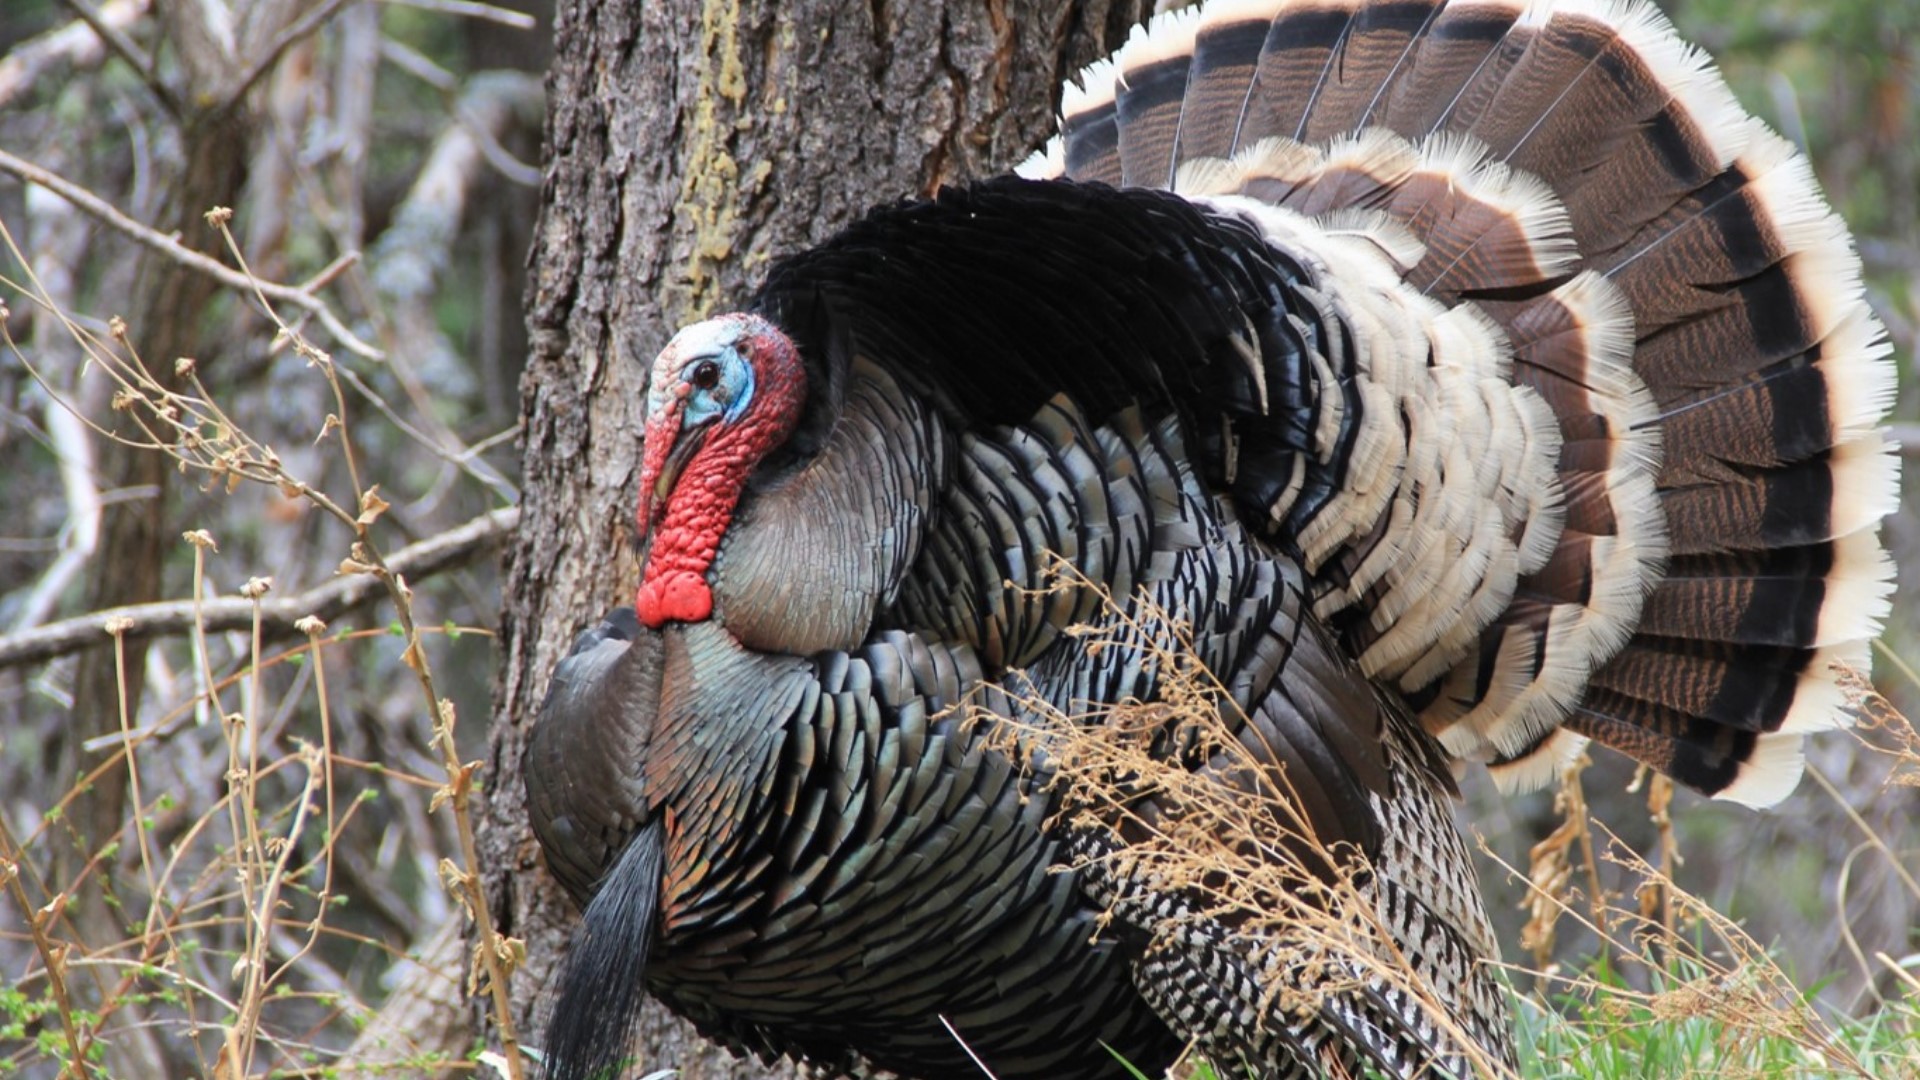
top-left (47, 0), bottom-right (174, 114)
top-left (0, 507), bottom-right (516, 669)
top-left (457, 88), bottom-right (544, 187)
top-left (0, 0), bottom-right (152, 111)
top-left (12, 338), bottom-right (102, 635)
top-left (0, 147), bottom-right (382, 359)
top-left (378, 0), bottom-right (539, 30)
top-left (227, 0), bottom-right (359, 107)
top-left (380, 36), bottom-right (458, 92)
top-left (348, 70), bottom-right (540, 502)
top-left (10, 183), bottom-right (102, 633)
top-left (329, 4), bottom-right (381, 247)
top-left (377, 53), bottom-right (541, 187)
top-left (372, 72), bottom-right (544, 285)
top-left (335, 366), bottom-right (521, 502)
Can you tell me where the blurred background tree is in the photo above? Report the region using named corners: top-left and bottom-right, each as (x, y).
top-left (1, 0), bottom-right (547, 1074)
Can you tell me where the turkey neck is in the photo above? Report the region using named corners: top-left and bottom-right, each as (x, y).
top-left (707, 357), bottom-right (942, 655)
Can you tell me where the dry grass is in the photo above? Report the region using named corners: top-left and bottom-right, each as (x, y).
top-left (976, 563), bottom-right (1920, 1080)
top-left (0, 209), bottom-right (521, 1079)
top-left (974, 565), bottom-right (1514, 1079)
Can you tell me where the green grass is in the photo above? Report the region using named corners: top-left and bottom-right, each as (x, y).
top-left (1514, 967), bottom-right (1920, 1080)
top-left (1124, 951), bottom-right (1919, 1080)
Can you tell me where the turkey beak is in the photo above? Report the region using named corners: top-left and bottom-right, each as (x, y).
top-left (637, 420), bottom-right (709, 540)
top-left (655, 425), bottom-right (708, 502)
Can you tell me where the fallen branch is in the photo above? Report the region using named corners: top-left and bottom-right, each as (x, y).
top-left (0, 506), bottom-right (517, 669)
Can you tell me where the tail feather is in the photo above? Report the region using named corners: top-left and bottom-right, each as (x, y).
top-left (1059, 59), bottom-right (1123, 185)
top-left (1395, 132), bottom-right (1577, 293)
top-left (1565, 703), bottom-right (1808, 807)
top-left (1038, 0), bottom-right (1897, 804)
top-left (1114, 9), bottom-right (1203, 188)
top-left (1248, 1), bottom-right (1364, 145)
top-left (1640, 533), bottom-right (1895, 649)
top-left (1659, 436), bottom-right (1897, 555)
top-left (1590, 638), bottom-right (1864, 734)
top-left (1171, 1), bottom-right (1285, 162)
top-left (1514, 3), bottom-right (1751, 252)
top-left (1372, 1), bottom-right (1525, 139)
top-left (1172, 135), bottom-right (1658, 769)
top-left (1293, 0), bottom-right (1445, 145)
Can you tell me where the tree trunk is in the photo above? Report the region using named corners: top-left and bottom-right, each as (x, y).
top-left (483, 0), bottom-right (1149, 1073)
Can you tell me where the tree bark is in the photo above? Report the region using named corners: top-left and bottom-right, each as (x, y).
top-left (336, 918), bottom-right (473, 1079)
top-left (484, 0), bottom-right (1149, 1074)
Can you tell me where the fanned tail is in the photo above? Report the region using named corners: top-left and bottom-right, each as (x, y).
top-left (1023, 0), bottom-right (1898, 805)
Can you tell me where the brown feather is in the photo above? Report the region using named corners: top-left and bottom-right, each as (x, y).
top-left (1251, 2), bottom-right (1367, 141)
top-left (1295, 1), bottom-right (1446, 142)
top-left (1176, 14), bottom-right (1275, 161)
top-left (1374, 1), bottom-right (1525, 136)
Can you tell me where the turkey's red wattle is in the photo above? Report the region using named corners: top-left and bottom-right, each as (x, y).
top-left (637, 569), bottom-right (712, 626)
top-left (635, 452), bottom-right (733, 627)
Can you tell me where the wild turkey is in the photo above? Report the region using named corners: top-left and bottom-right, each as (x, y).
top-left (524, 1), bottom-right (1900, 1078)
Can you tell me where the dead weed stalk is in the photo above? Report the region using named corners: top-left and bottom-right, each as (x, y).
top-left (0, 207), bottom-right (521, 1077)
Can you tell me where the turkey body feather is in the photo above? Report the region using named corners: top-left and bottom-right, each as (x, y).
top-left (525, 1), bottom-right (1898, 1078)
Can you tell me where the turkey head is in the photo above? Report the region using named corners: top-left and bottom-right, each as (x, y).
top-left (632, 308), bottom-right (941, 656)
top-left (635, 313), bottom-right (806, 629)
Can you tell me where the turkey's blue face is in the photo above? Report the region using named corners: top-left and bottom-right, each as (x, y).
top-left (647, 321), bottom-right (759, 431)
top-left (640, 320), bottom-right (763, 530)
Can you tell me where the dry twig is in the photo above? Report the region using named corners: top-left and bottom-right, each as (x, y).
top-left (0, 506), bottom-right (516, 669)
top-left (0, 149), bottom-right (380, 358)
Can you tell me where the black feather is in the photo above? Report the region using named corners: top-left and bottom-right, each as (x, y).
top-left (525, 608), bottom-right (658, 904)
top-left (542, 820), bottom-right (666, 1080)
top-left (752, 178), bottom-right (1351, 547)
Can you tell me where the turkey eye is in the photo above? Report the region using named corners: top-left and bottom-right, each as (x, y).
top-left (691, 360), bottom-right (721, 389)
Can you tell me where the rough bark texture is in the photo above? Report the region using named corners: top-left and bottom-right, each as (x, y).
top-left (483, 1), bottom-right (1149, 1074)
top-left (337, 919), bottom-right (472, 1078)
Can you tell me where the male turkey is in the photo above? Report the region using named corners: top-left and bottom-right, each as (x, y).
top-left (524, 1), bottom-right (1899, 1078)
